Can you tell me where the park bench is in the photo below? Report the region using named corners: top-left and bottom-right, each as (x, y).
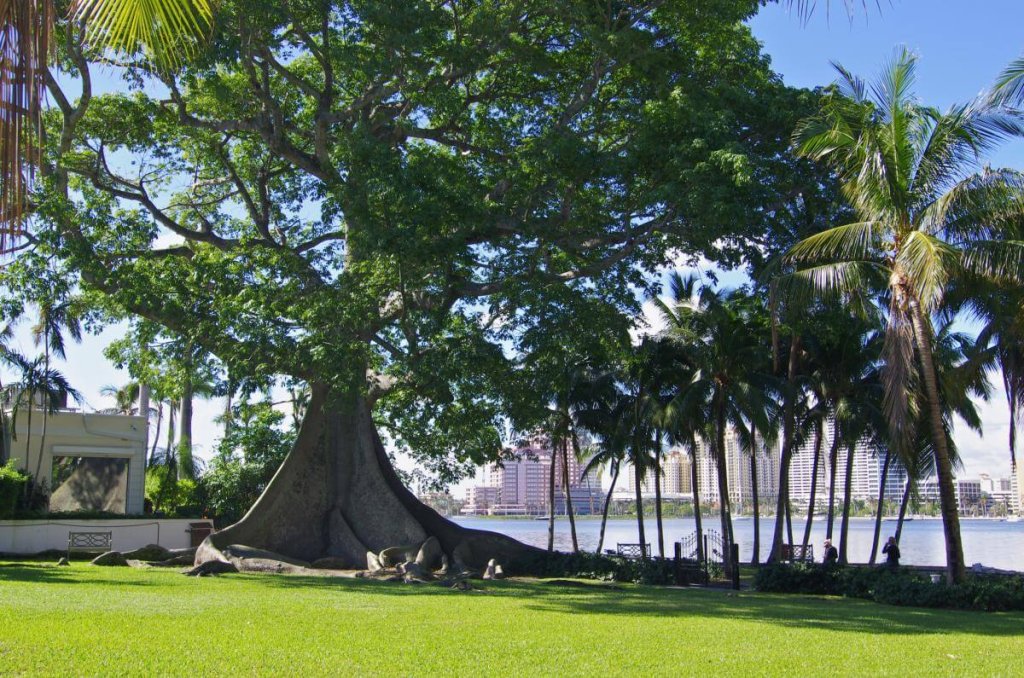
top-left (616, 543), bottom-right (651, 559)
top-left (67, 531), bottom-right (113, 559)
top-left (780, 543), bottom-right (814, 563)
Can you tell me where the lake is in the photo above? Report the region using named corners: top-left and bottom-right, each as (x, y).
top-left (453, 515), bottom-right (1024, 570)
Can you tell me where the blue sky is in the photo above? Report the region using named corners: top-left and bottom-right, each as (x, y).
top-left (7, 1), bottom-right (1022, 484)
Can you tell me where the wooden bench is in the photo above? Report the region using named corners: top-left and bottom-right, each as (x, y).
top-left (616, 543), bottom-right (651, 559)
top-left (67, 531), bottom-right (113, 559)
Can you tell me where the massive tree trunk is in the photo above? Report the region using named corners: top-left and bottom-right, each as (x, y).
top-left (196, 385), bottom-right (549, 573)
top-left (801, 419), bottom-right (824, 551)
top-left (907, 298), bottom-right (966, 584)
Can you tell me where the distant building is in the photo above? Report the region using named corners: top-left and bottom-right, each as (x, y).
top-left (471, 441), bottom-right (602, 515)
top-left (918, 478), bottom-right (983, 511)
top-left (789, 423), bottom-right (907, 505)
top-left (462, 485), bottom-right (500, 515)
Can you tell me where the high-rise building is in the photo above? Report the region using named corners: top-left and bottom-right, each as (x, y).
top-left (788, 422), bottom-right (907, 505)
top-left (472, 442), bottom-right (602, 515)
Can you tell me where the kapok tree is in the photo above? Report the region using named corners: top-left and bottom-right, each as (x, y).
top-left (20, 0), bottom-right (808, 571)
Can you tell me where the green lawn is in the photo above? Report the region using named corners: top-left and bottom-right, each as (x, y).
top-left (1, 562), bottom-right (1021, 676)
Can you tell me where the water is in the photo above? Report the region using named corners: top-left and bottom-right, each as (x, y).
top-left (452, 515), bottom-right (1024, 570)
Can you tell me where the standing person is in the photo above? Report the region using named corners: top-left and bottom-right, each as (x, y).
top-left (882, 536), bottom-right (901, 569)
top-left (823, 539), bottom-right (838, 566)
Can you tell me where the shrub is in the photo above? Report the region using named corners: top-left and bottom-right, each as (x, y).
top-left (755, 563), bottom-right (1024, 612)
top-left (521, 551), bottom-right (679, 585)
top-left (0, 461), bottom-right (29, 519)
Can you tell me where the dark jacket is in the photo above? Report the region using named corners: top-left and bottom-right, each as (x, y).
top-left (823, 545), bottom-right (838, 564)
top-left (882, 541), bottom-right (900, 564)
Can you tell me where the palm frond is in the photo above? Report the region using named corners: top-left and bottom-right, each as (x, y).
top-left (786, 221), bottom-right (881, 263)
top-left (70, 0), bottom-right (213, 71)
top-left (992, 55), bottom-right (1024, 107)
top-left (897, 231), bottom-right (959, 312)
top-left (961, 240), bottom-right (1024, 282)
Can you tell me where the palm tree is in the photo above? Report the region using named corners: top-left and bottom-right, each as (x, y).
top-left (786, 49), bottom-right (1024, 582)
top-left (31, 296), bottom-right (82, 488)
top-left (3, 353), bottom-right (81, 498)
top-left (657, 275), bottom-right (774, 576)
top-left (100, 381), bottom-right (141, 415)
top-left (0, 0), bottom-right (213, 245)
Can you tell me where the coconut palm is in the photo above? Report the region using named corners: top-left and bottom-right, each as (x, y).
top-left (657, 275), bottom-right (774, 575)
top-left (100, 381), bottom-right (140, 415)
top-left (0, 0), bottom-right (213, 245)
top-left (786, 49), bottom-right (1024, 582)
top-left (3, 352), bottom-right (81, 499)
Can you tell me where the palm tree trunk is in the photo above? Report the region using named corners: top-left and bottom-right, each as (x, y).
top-left (633, 455), bottom-right (647, 557)
top-left (547, 438), bottom-right (556, 552)
top-left (895, 477), bottom-right (913, 544)
top-left (150, 401), bottom-right (163, 464)
top-left (596, 463), bottom-right (619, 554)
top-left (561, 438), bottom-right (578, 554)
top-left (825, 426), bottom-right (842, 539)
top-left (714, 400), bottom-right (734, 575)
top-left (770, 335), bottom-right (801, 562)
top-left (838, 442), bottom-right (856, 564)
top-left (33, 338), bottom-right (51, 487)
top-left (179, 374), bottom-right (194, 481)
top-left (750, 426), bottom-right (760, 565)
top-left (23, 402), bottom-right (34, 499)
top-left (869, 449), bottom-right (892, 564)
top-left (653, 432), bottom-right (665, 558)
top-left (690, 437), bottom-right (704, 564)
top-left (802, 419), bottom-right (824, 550)
top-left (907, 297), bottom-right (966, 584)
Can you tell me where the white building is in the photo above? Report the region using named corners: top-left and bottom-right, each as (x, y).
top-left (4, 406), bottom-right (148, 515)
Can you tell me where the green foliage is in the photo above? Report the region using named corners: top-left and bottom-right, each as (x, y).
top-left (755, 563), bottom-right (1024, 612)
top-left (523, 551), bottom-right (679, 586)
top-left (0, 462), bottom-right (29, 519)
top-left (202, 402), bottom-right (295, 524)
top-left (144, 466), bottom-right (200, 517)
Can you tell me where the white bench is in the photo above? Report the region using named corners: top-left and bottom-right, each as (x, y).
top-left (67, 531), bottom-right (113, 559)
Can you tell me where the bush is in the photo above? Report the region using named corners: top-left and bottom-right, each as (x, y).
top-left (0, 461), bottom-right (28, 518)
top-left (521, 551), bottom-right (679, 585)
top-left (755, 563), bottom-right (1024, 612)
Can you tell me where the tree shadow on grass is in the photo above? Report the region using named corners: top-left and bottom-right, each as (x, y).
top-left (245, 573), bottom-right (1023, 637)
top-left (519, 585), bottom-right (1024, 638)
top-left (0, 563), bottom-right (161, 587)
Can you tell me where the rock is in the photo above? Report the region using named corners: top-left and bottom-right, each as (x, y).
top-left (122, 544), bottom-right (172, 561)
top-left (482, 558), bottom-right (497, 580)
top-left (91, 551), bottom-right (128, 567)
top-left (415, 536), bottom-right (443, 570)
top-left (365, 551), bottom-right (384, 573)
top-left (57, 557), bottom-right (70, 567)
top-left (184, 560), bottom-right (239, 577)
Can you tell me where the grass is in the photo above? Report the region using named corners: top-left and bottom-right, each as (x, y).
top-left (1, 562), bottom-right (1022, 676)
